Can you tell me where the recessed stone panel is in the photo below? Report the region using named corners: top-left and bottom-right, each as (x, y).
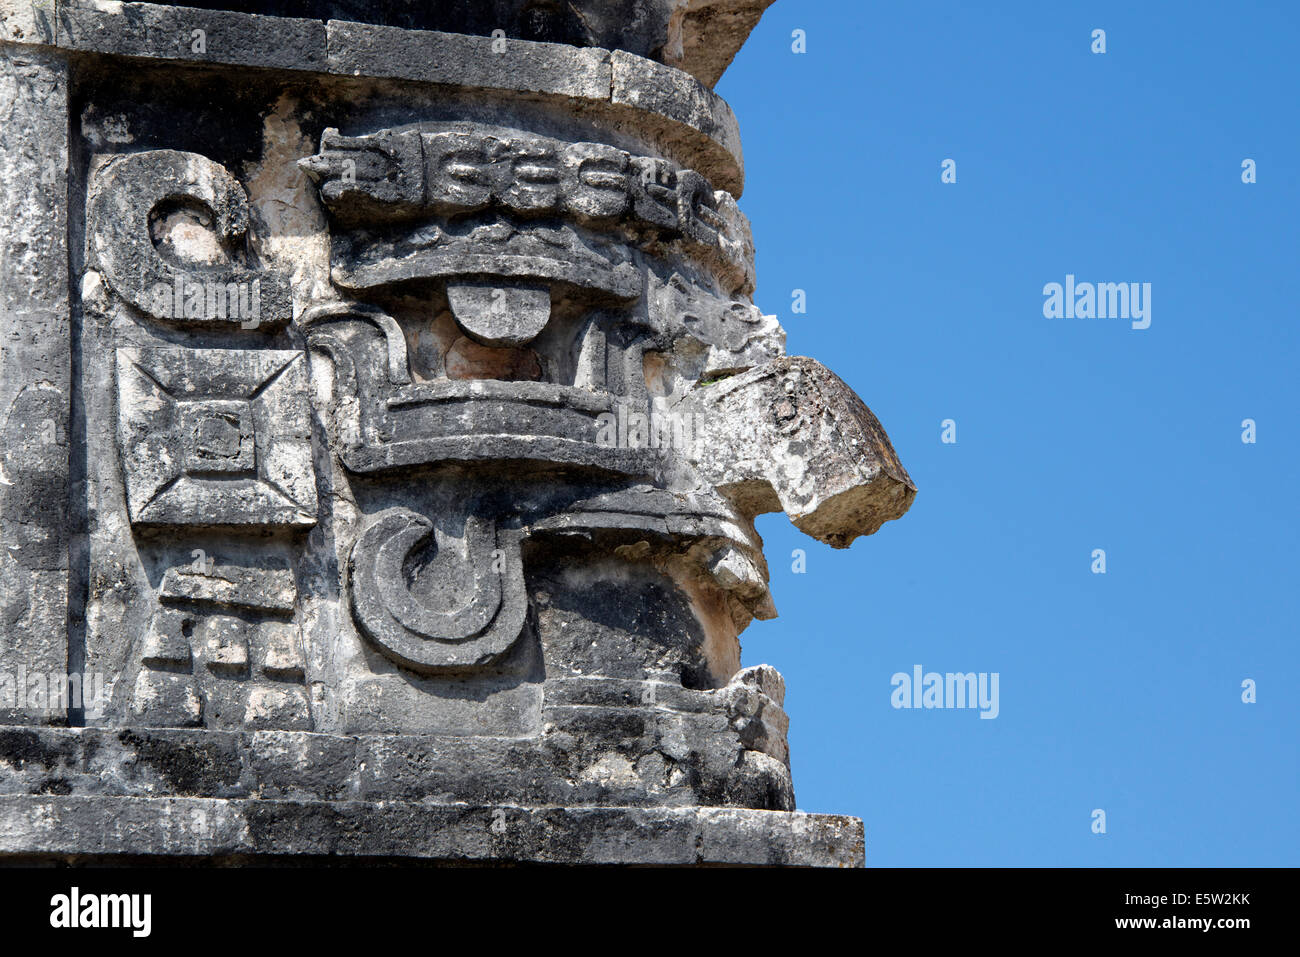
top-left (116, 347), bottom-right (317, 527)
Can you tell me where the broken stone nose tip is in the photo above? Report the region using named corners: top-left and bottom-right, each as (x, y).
top-left (794, 481), bottom-right (919, 549)
top-left (296, 154), bottom-right (330, 181)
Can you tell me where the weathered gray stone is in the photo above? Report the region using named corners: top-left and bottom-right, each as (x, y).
top-left (0, 0), bottom-right (56, 45)
top-left (0, 794), bottom-right (862, 866)
top-left (57, 0), bottom-right (327, 71)
top-left (87, 149), bottom-right (293, 328)
top-left (0, 723), bottom-right (786, 809)
top-left (1, 0), bottom-right (912, 867)
top-left (48, 2), bottom-right (749, 194)
top-left (129, 672), bottom-right (203, 727)
top-left (326, 19), bottom-right (611, 101)
top-left (0, 44), bottom-right (70, 727)
top-left (685, 356), bottom-right (917, 547)
top-left (349, 509), bottom-right (528, 674)
top-left (611, 49), bottom-right (743, 184)
top-left (160, 561), bottom-right (297, 612)
top-left (33, 1), bottom-right (778, 89)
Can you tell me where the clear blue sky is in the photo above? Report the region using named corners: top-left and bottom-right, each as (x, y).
top-left (718, 0), bottom-right (1299, 866)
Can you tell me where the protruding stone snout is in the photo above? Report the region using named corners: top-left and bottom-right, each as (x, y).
top-left (682, 356), bottom-right (916, 548)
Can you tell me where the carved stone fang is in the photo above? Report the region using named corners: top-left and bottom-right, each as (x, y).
top-left (446, 280), bottom-right (552, 347)
top-left (348, 507), bottom-right (528, 674)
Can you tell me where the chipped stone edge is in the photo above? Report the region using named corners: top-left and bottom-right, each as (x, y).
top-left (0, 795), bottom-right (864, 866)
top-left (1, 0), bottom-right (743, 194)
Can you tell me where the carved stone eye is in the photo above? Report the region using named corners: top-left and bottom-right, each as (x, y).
top-left (149, 199), bottom-right (229, 267)
top-left (771, 398), bottom-right (799, 431)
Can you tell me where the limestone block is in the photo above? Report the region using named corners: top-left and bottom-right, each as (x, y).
top-left (0, 45), bottom-right (69, 725)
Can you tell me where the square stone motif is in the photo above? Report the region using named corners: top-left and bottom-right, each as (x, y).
top-left (117, 347), bottom-right (317, 527)
top-left (181, 399), bottom-right (255, 473)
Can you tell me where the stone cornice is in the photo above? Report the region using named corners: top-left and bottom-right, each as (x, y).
top-left (2, 0), bottom-right (745, 193)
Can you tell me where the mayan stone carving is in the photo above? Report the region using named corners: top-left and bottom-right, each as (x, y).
top-left (0, 0), bottom-right (913, 866)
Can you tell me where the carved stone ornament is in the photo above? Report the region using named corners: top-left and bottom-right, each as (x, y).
top-left (0, 0), bottom-right (913, 867)
top-left (349, 508), bottom-right (528, 673)
top-left (115, 347), bottom-right (317, 527)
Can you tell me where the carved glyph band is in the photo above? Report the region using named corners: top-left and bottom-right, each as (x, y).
top-left (301, 126), bottom-right (754, 295)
